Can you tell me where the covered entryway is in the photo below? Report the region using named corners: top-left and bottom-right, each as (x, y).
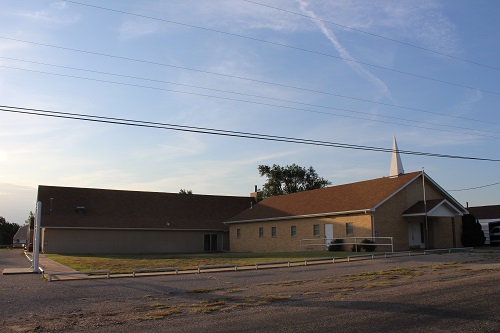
top-left (403, 199), bottom-right (464, 249)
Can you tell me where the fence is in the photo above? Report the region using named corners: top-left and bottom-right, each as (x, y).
top-left (299, 236), bottom-right (394, 252)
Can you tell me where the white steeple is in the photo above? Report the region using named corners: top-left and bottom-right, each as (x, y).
top-left (389, 136), bottom-right (404, 177)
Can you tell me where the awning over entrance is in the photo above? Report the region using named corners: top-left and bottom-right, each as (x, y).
top-left (402, 199), bottom-right (464, 218)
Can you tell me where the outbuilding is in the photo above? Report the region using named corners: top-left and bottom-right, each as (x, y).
top-left (36, 186), bottom-right (255, 254)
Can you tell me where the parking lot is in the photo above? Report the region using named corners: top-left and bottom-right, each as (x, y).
top-left (1, 248), bottom-right (500, 332)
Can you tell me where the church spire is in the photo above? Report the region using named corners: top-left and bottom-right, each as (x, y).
top-left (389, 136), bottom-right (404, 177)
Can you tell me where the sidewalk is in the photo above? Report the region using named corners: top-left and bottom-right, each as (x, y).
top-left (38, 254), bottom-right (92, 281)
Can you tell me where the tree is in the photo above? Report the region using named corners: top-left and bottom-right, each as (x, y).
top-left (24, 211), bottom-right (35, 226)
top-left (461, 214), bottom-right (485, 247)
top-left (258, 164), bottom-right (331, 198)
top-left (178, 189), bottom-right (193, 195)
top-left (0, 216), bottom-right (20, 245)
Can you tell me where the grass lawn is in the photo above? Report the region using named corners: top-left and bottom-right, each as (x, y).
top-left (46, 251), bottom-right (359, 274)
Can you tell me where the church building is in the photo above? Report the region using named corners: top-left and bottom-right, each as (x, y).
top-left (226, 137), bottom-right (468, 252)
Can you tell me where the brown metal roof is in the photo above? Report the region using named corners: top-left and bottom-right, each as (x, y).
top-left (467, 205), bottom-right (500, 219)
top-left (228, 171), bottom-right (422, 222)
top-left (37, 186), bottom-right (255, 230)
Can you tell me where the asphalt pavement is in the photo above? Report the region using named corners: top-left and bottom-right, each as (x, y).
top-left (1, 248), bottom-right (499, 333)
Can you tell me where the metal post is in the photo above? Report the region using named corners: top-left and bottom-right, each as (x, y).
top-left (32, 201), bottom-right (42, 273)
top-left (422, 168), bottom-right (429, 250)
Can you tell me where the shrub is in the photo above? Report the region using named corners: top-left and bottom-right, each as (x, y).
top-left (361, 239), bottom-right (376, 252)
top-left (461, 214), bottom-right (485, 247)
top-left (328, 239), bottom-right (344, 251)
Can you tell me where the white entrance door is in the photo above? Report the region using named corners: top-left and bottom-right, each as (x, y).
top-left (408, 221), bottom-right (424, 248)
top-left (324, 224), bottom-right (334, 246)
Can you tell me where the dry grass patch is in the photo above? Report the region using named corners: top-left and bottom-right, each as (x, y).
top-left (147, 308), bottom-right (182, 319)
top-left (46, 252), bottom-right (351, 274)
top-left (257, 279), bottom-right (311, 287)
top-left (363, 281), bottom-right (394, 289)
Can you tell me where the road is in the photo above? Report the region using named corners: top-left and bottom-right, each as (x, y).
top-left (1, 249), bottom-right (499, 332)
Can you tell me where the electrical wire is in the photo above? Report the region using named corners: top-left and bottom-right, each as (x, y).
top-left (2, 58), bottom-right (498, 137)
top-left (2, 36), bottom-right (497, 127)
top-left (62, 1), bottom-right (500, 96)
top-left (448, 181), bottom-right (500, 192)
top-left (242, 0), bottom-right (500, 71)
top-left (2, 64), bottom-right (497, 139)
top-left (1, 104), bottom-right (499, 162)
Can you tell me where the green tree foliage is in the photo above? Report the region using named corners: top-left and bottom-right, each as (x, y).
top-left (178, 189), bottom-right (193, 195)
top-left (258, 164), bottom-right (331, 198)
top-left (461, 214), bottom-right (485, 247)
top-left (0, 216), bottom-right (20, 245)
top-left (24, 211), bottom-right (34, 226)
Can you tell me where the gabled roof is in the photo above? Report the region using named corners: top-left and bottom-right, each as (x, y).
top-left (13, 225), bottom-right (29, 241)
top-left (467, 205), bottom-right (500, 219)
top-left (402, 199), bottom-right (464, 217)
top-left (227, 171), bottom-right (422, 223)
top-left (37, 185), bottom-right (255, 230)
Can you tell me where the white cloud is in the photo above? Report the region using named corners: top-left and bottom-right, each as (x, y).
top-left (16, 10), bottom-right (79, 24)
top-left (117, 18), bottom-right (162, 39)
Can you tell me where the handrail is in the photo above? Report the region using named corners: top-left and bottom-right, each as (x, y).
top-left (304, 257), bottom-right (337, 265)
top-left (300, 236), bottom-right (394, 252)
top-left (197, 264), bottom-right (238, 273)
top-left (255, 261), bottom-right (291, 269)
top-left (347, 253), bottom-right (376, 262)
top-left (424, 247), bottom-right (473, 254)
top-left (133, 267), bottom-right (179, 277)
top-left (384, 251), bottom-right (412, 258)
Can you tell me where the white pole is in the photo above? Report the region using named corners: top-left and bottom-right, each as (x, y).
top-left (422, 168), bottom-right (429, 250)
top-left (32, 201), bottom-right (42, 273)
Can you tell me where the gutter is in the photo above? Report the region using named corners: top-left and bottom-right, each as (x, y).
top-left (224, 209), bottom-right (372, 225)
top-left (42, 226), bottom-right (227, 232)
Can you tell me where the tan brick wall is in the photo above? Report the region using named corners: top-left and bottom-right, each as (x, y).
top-left (374, 176), bottom-right (462, 251)
top-left (230, 176), bottom-right (464, 253)
top-left (229, 214), bottom-right (372, 253)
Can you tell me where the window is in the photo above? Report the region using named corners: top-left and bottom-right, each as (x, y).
top-left (236, 228), bottom-right (241, 238)
top-left (313, 224), bottom-right (320, 237)
top-left (271, 227), bottom-right (277, 237)
top-left (291, 226), bottom-right (297, 237)
top-left (259, 227), bottom-right (264, 238)
top-left (346, 222), bottom-right (354, 235)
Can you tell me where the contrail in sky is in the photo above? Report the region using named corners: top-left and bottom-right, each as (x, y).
top-left (298, 0), bottom-right (391, 97)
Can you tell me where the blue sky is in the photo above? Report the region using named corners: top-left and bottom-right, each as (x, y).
top-left (1, 0), bottom-right (500, 224)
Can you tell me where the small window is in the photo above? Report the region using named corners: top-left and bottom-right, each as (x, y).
top-left (271, 227), bottom-right (277, 238)
top-left (346, 222), bottom-right (354, 236)
top-left (259, 227), bottom-right (264, 238)
top-left (291, 226), bottom-right (297, 237)
top-left (313, 224), bottom-right (320, 237)
top-left (75, 206), bottom-right (85, 214)
top-left (236, 228), bottom-right (241, 238)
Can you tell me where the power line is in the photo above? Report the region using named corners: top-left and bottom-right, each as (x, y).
top-left (2, 64), bottom-right (498, 139)
top-left (2, 36), bottom-right (497, 127)
top-left (242, 0), bottom-right (500, 71)
top-left (1, 104), bottom-right (499, 162)
top-left (449, 181), bottom-right (500, 192)
top-left (2, 57), bottom-right (498, 137)
top-left (62, 1), bottom-right (500, 96)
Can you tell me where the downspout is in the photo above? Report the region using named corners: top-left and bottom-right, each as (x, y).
top-left (371, 214), bottom-right (375, 238)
